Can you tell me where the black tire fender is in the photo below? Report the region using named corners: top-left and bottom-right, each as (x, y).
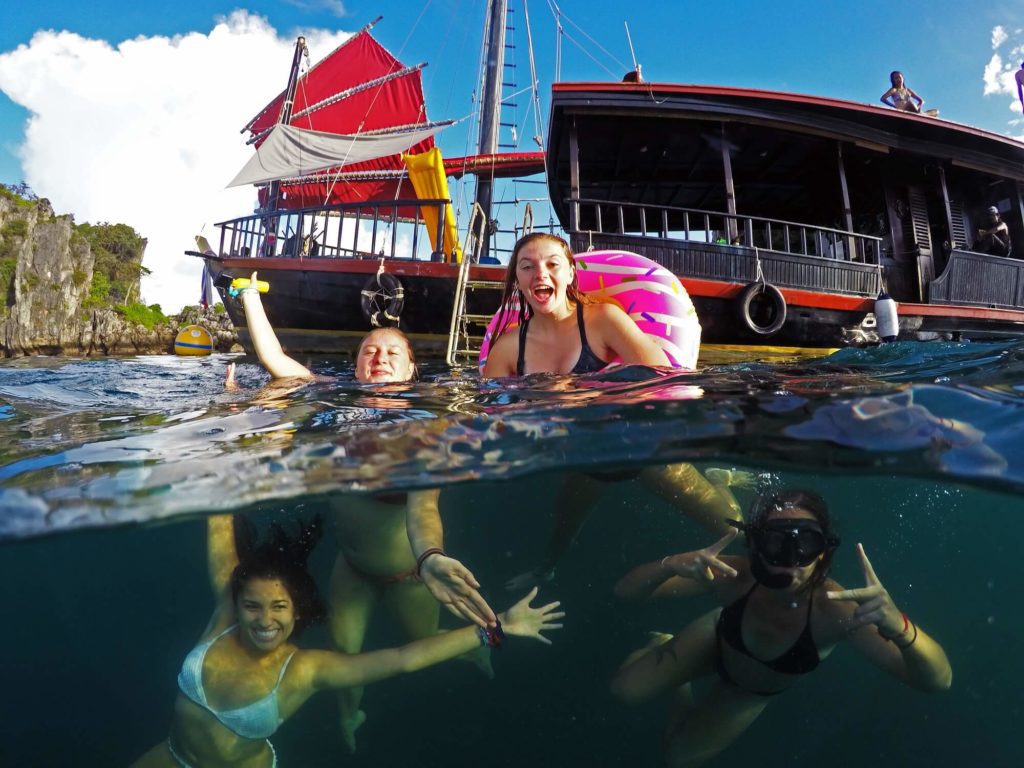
top-left (737, 282), bottom-right (786, 336)
top-left (360, 272), bottom-right (405, 327)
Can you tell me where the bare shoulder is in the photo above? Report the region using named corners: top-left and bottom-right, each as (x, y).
top-left (584, 301), bottom-right (634, 333)
top-left (484, 331), bottom-right (518, 377)
top-left (289, 647), bottom-right (336, 686)
top-left (815, 579), bottom-right (854, 621)
top-left (584, 301), bottom-right (627, 321)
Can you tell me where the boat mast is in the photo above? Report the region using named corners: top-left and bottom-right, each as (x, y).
top-left (473, 0), bottom-right (508, 259)
top-left (265, 36), bottom-right (308, 214)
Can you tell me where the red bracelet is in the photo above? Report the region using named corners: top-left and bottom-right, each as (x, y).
top-left (416, 547), bottom-right (446, 577)
top-left (879, 612), bottom-right (909, 642)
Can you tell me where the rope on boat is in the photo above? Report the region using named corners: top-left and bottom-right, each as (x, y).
top-left (754, 247), bottom-right (766, 287)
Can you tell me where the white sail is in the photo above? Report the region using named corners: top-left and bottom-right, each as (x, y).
top-left (227, 123), bottom-right (446, 188)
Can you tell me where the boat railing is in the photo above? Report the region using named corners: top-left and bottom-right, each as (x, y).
top-left (569, 198), bottom-right (883, 264)
top-left (214, 199), bottom-right (455, 263)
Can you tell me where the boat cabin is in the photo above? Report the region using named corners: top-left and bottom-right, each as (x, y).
top-left (546, 82), bottom-right (1024, 343)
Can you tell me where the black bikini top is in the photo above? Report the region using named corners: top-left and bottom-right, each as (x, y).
top-left (717, 582), bottom-right (820, 676)
top-left (516, 301), bottom-right (607, 376)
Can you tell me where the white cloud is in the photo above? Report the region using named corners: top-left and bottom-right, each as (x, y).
top-left (0, 12), bottom-right (352, 312)
top-left (983, 52), bottom-right (1006, 95)
top-left (982, 25), bottom-right (1024, 125)
top-left (992, 25), bottom-right (1008, 49)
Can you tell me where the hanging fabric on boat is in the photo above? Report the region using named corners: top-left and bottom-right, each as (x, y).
top-left (403, 148), bottom-right (462, 263)
top-left (228, 123), bottom-right (446, 188)
top-left (242, 26), bottom-right (440, 210)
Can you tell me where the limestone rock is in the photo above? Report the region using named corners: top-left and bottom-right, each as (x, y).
top-left (0, 194), bottom-right (238, 357)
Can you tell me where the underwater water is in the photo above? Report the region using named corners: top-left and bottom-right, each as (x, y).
top-left (1, 342), bottom-right (1022, 767)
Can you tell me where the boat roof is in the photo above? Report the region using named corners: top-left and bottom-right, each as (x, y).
top-left (547, 81), bottom-right (1024, 222)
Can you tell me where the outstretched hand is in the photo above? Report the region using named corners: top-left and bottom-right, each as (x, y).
top-left (662, 528), bottom-right (739, 582)
top-left (420, 554), bottom-right (497, 629)
top-left (827, 543), bottom-right (904, 636)
top-left (500, 587), bottom-right (564, 645)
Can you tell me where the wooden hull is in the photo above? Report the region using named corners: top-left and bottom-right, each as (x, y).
top-left (207, 257), bottom-right (506, 357)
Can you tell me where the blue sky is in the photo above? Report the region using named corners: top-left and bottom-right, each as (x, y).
top-left (1, 0), bottom-right (1023, 308)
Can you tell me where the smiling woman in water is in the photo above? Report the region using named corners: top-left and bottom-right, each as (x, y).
top-left (130, 513), bottom-right (561, 767)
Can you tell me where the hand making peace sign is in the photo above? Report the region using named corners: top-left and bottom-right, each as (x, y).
top-left (826, 543), bottom-right (907, 639)
top-left (662, 528), bottom-right (740, 582)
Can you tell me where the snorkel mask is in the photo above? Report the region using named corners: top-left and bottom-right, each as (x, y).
top-left (729, 516), bottom-right (840, 589)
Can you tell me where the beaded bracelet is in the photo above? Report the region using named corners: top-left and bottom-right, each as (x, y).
top-left (480, 620), bottom-right (504, 649)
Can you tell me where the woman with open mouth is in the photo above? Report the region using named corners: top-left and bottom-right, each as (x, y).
top-left (482, 233), bottom-right (670, 378)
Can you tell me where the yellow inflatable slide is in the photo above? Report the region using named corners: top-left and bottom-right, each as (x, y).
top-left (402, 147), bottom-right (462, 263)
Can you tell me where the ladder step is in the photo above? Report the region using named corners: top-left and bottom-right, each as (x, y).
top-left (465, 280), bottom-right (504, 289)
top-left (461, 314), bottom-right (494, 324)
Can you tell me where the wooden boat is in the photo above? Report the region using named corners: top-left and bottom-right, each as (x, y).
top-left (192, 8), bottom-right (543, 357)
top-left (547, 81), bottom-right (1024, 346)
top-left (195, 6), bottom-right (1024, 358)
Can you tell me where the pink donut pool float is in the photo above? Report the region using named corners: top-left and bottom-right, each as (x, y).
top-left (478, 249), bottom-right (701, 373)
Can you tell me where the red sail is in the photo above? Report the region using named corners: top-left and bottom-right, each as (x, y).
top-left (245, 29), bottom-right (435, 210)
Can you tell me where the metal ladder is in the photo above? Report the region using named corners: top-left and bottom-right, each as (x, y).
top-left (446, 204), bottom-right (505, 366)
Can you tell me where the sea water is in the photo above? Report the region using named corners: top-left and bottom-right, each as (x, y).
top-left (1, 343), bottom-right (1022, 767)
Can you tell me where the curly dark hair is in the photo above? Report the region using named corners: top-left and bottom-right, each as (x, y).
top-left (230, 514), bottom-right (327, 638)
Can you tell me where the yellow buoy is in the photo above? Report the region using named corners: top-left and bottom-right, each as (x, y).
top-left (174, 324), bottom-right (213, 356)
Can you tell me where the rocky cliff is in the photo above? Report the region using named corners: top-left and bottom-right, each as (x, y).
top-left (0, 192), bottom-right (237, 357)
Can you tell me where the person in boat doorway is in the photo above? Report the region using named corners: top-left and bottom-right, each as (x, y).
top-left (976, 206), bottom-right (1012, 257)
top-left (880, 70), bottom-right (925, 113)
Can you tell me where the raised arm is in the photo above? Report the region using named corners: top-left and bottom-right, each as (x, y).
top-left (239, 272), bottom-right (314, 380)
top-left (406, 489), bottom-right (497, 628)
top-left (203, 514), bottom-right (241, 634)
top-left (307, 588), bottom-right (562, 691)
top-left (827, 544), bottom-right (952, 692)
top-left (207, 514), bottom-right (239, 600)
top-left (614, 529), bottom-right (739, 601)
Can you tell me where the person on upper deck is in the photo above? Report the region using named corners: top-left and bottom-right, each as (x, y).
top-left (976, 206), bottom-right (1012, 257)
top-left (611, 489), bottom-right (952, 768)
top-left (230, 275), bottom-right (500, 751)
top-left (880, 70), bottom-right (925, 113)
